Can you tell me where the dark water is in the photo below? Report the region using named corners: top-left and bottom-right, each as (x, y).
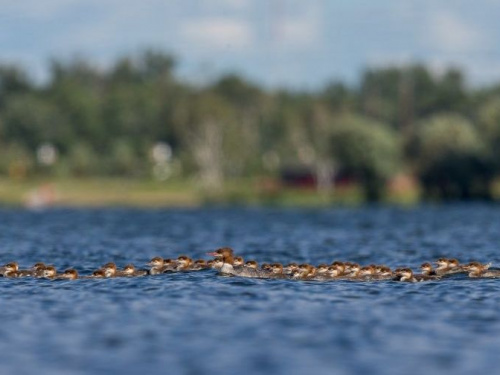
top-left (1, 205), bottom-right (500, 375)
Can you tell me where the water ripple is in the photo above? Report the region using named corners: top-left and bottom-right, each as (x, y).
top-left (1, 205), bottom-right (500, 375)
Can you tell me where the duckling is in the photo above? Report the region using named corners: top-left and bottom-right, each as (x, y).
top-left (283, 263), bottom-right (298, 275)
top-left (311, 264), bottom-right (330, 281)
top-left (191, 259), bottom-right (209, 271)
top-left (244, 260), bottom-right (259, 270)
top-left (163, 259), bottom-right (178, 272)
top-left (119, 264), bottom-right (148, 277)
top-left (176, 255), bottom-right (193, 271)
top-left (147, 257), bottom-right (177, 275)
top-left (395, 268), bottom-right (438, 282)
top-left (16, 262), bottom-right (45, 277)
top-left (315, 264), bottom-right (330, 276)
top-left (434, 258), bottom-right (466, 276)
top-left (326, 265), bottom-right (342, 279)
top-left (466, 262), bottom-right (500, 278)
top-left (307, 265), bottom-right (317, 278)
top-left (207, 248), bottom-right (263, 278)
top-left (392, 268), bottom-right (404, 281)
top-left (233, 256), bottom-right (245, 267)
top-left (260, 263), bottom-right (272, 274)
top-left (289, 268), bottom-right (306, 280)
top-left (447, 258), bottom-right (467, 274)
top-left (373, 265), bottom-right (393, 280)
top-left (343, 262), bottom-right (355, 274)
top-left (1, 262), bottom-right (19, 277)
top-left (57, 269), bottom-right (79, 280)
top-left (420, 262), bottom-right (437, 276)
top-left (101, 262), bottom-right (118, 278)
top-left (435, 258), bottom-right (449, 272)
top-left (147, 257), bottom-right (164, 275)
top-left (345, 263), bottom-right (361, 278)
top-left (269, 263), bottom-right (286, 279)
top-left (328, 262), bottom-right (347, 279)
top-left (291, 264), bottom-right (316, 280)
top-left (86, 269), bottom-right (106, 279)
top-left (290, 264), bottom-right (316, 280)
top-left (42, 266), bottom-right (57, 279)
top-left (32, 263), bottom-right (47, 278)
top-left (356, 265), bottom-right (378, 280)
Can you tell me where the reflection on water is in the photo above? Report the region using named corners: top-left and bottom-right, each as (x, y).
top-left (1, 205), bottom-right (500, 375)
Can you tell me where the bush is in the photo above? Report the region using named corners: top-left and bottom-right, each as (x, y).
top-left (330, 115), bottom-right (400, 201)
top-left (414, 113), bottom-right (494, 200)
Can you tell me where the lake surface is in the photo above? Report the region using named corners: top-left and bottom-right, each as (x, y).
top-left (1, 205), bottom-right (500, 375)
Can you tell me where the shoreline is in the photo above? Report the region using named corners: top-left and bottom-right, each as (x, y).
top-left (2, 176), bottom-right (497, 208)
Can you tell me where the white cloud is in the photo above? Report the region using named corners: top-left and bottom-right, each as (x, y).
top-left (278, 18), bottom-right (319, 46)
top-left (181, 17), bottom-right (254, 49)
top-left (414, 8), bottom-right (498, 86)
top-left (425, 11), bottom-right (487, 53)
top-left (273, 5), bottom-right (322, 49)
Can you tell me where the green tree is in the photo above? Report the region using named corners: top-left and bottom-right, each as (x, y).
top-left (477, 96), bottom-right (500, 171)
top-left (330, 115), bottom-right (400, 201)
top-left (359, 65), bottom-right (470, 128)
top-left (67, 142), bottom-right (101, 176)
top-left (175, 91), bottom-right (245, 192)
top-left (1, 94), bottom-right (70, 152)
top-left (322, 82), bottom-right (356, 114)
top-left (0, 65), bottom-right (32, 108)
top-left (414, 113), bottom-right (494, 200)
top-left (48, 60), bottom-right (104, 150)
top-left (106, 139), bottom-right (140, 176)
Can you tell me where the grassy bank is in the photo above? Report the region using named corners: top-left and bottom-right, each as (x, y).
top-left (0, 177), bottom-right (422, 208)
top-left (0, 178), bottom-right (201, 207)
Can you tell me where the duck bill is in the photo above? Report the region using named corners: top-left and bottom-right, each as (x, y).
top-left (206, 252), bottom-right (218, 257)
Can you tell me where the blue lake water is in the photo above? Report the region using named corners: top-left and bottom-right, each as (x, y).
top-left (1, 205), bottom-right (500, 375)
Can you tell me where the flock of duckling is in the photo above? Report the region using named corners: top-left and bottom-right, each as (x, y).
top-left (0, 247), bottom-right (498, 282)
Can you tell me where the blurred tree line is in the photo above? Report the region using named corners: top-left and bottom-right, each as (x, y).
top-left (1, 50), bottom-right (500, 201)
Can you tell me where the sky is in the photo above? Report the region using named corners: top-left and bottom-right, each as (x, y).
top-left (1, 0), bottom-right (500, 90)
